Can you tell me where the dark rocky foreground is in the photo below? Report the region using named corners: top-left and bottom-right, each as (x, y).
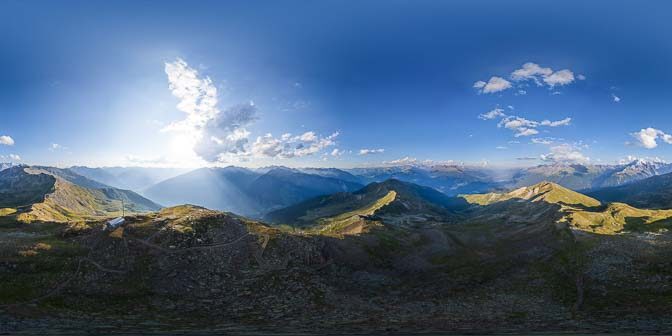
top-left (1, 206), bottom-right (671, 334)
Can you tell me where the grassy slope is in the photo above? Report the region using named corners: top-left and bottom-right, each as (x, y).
top-left (463, 181), bottom-right (601, 208)
top-left (566, 202), bottom-right (672, 234)
top-left (313, 190), bottom-right (396, 235)
top-left (464, 181), bottom-right (672, 234)
top-left (0, 167), bottom-right (161, 223)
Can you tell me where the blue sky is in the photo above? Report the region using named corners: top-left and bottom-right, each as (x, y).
top-left (2, 0), bottom-right (672, 168)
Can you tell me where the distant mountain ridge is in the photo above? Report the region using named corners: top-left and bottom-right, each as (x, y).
top-left (511, 159), bottom-right (672, 190)
top-left (0, 162), bottom-right (19, 171)
top-left (587, 171), bottom-right (672, 209)
top-left (69, 166), bottom-right (188, 191)
top-left (0, 165), bottom-right (161, 222)
top-left (144, 166), bottom-right (364, 217)
top-left (265, 179), bottom-right (468, 232)
top-left (53, 159), bottom-right (672, 220)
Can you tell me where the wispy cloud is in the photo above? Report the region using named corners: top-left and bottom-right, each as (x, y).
top-left (530, 137), bottom-right (560, 145)
top-left (478, 108), bottom-right (506, 120)
top-left (0, 154), bottom-right (21, 162)
top-left (250, 132), bottom-right (339, 159)
top-left (359, 148), bottom-right (385, 155)
top-left (480, 110), bottom-right (572, 138)
top-left (612, 93), bottom-right (621, 103)
top-left (49, 143), bottom-right (67, 151)
top-left (384, 156), bottom-right (417, 165)
top-left (540, 118), bottom-right (571, 127)
top-left (474, 62), bottom-right (580, 94)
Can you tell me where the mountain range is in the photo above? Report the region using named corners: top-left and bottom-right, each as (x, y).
top-left (510, 159), bottom-right (672, 190)
top-left (2, 161), bottom-right (672, 332)
top-left (0, 165), bottom-right (160, 223)
top-left (3, 158), bottom-right (672, 220)
top-left (68, 166), bottom-right (189, 191)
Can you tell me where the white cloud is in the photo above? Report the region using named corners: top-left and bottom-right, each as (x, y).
top-left (478, 108), bottom-right (507, 120)
top-left (490, 115), bottom-right (571, 137)
top-left (543, 69), bottom-right (575, 87)
top-left (384, 156), bottom-right (417, 165)
top-left (49, 143), bottom-right (67, 151)
top-left (498, 116), bottom-right (538, 130)
top-left (192, 103), bottom-right (259, 161)
top-left (164, 58), bottom-right (254, 162)
top-left (474, 76), bottom-right (512, 94)
top-left (540, 117), bottom-right (571, 127)
top-left (618, 155), bottom-right (666, 165)
top-left (510, 62), bottom-right (553, 84)
top-left (508, 63), bottom-right (577, 89)
top-left (540, 144), bottom-right (589, 163)
top-left (495, 146), bottom-right (508, 150)
top-left (514, 128), bottom-right (539, 137)
top-left (164, 58), bottom-right (336, 163)
top-left (476, 63), bottom-right (580, 95)
top-left (612, 94), bottom-right (621, 103)
top-left (163, 58), bottom-right (219, 132)
top-left (0, 135), bottom-right (14, 146)
top-left (473, 81), bottom-right (486, 89)
top-left (359, 148), bottom-right (385, 155)
top-left (123, 155), bottom-right (173, 167)
top-left (631, 127), bottom-right (672, 149)
top-left (531, 138), bottom-right (553, 145)
top-left (330, 148), bottom-right (345, 157)
top-left (250, 132), bottom-right (339, 159)
top-left (0, 154), bottom-right (21, 162)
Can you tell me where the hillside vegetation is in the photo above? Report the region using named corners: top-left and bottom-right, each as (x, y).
top-left (0, 166), bottom-right (161, 223)
top-left (464, 181), bottom-right (672, 234)
top-left (2, 181), bottom-right (672, 333)
top-left (266, 179), bottom-right (465, 232)
top-left (463, 181), bottom-right (601, 209)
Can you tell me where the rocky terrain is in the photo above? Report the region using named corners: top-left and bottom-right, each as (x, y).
top-left (2, 180), bottom-right (672, 334)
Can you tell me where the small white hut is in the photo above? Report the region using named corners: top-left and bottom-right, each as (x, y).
top-left (106, 217), bottom-right (125, 230)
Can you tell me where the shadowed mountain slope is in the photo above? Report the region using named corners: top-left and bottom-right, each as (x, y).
top-left (69, 166), bottom-right (189, 191)
top-left (265, 179), bottom-right (469, 231)
top-left (587, 172), bottom-right (672, 209)
top-left (145, 167), bottom-right (363, 217)
top-left (0, 166), bottom-right (160, 223)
